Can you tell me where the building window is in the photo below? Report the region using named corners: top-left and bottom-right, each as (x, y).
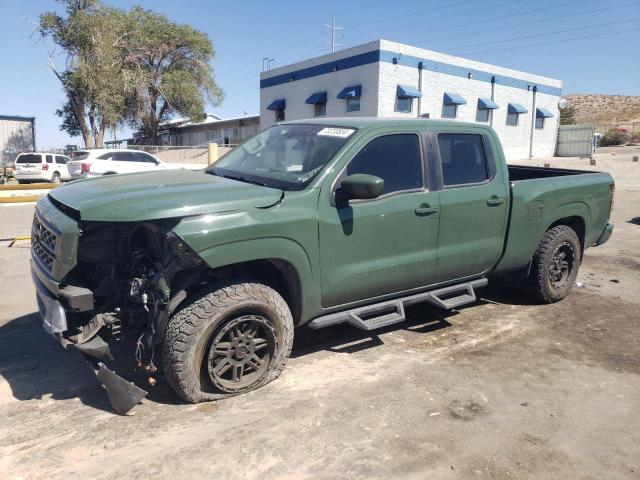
top-left (442, 104), bottom-right (457, 119)
top-left (395, 97), bottom-right (412, 113)
top-left (275, 109), bottom-right (285, 122)
top-left (476, 109), bottom-right (490, 123)
top-left (346, 97), bottom-right (360, 113)
top-left (314, 103), bottom-right (326, 117)
top-left (535, 117), bottom-right (545, 129)
top-left (506, 112), bottom-right (519, 126)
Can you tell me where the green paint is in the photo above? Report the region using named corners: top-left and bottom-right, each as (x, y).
top-left (37, 118), bottom-right (614, 325)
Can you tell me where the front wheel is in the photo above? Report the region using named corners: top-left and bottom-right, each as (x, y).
top-left (523, 225), bottom-right (581, 303)
top-left (162, 281), bottom-right (294, 403)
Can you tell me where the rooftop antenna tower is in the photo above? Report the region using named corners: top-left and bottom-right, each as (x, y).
top-left (322, 14), bottom-right (343, 53)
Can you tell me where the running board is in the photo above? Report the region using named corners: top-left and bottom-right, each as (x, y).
top-left (308, 278), bottom-right (488, 331)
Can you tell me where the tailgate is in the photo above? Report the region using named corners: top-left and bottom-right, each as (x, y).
top-left (68, 161), bottom-right (85, 175)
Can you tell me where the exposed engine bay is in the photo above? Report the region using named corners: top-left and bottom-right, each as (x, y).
top-left (61, 220), bottom-right (204, 412)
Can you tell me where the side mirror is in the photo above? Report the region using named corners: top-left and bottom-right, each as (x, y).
top-left (339, 174), bottom-right (384, 200)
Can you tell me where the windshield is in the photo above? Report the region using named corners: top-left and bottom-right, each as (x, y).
top-left (207, 124), bottom-right (356, 190)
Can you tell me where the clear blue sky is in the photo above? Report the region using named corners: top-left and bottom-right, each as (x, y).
top-left (1, 0), bottom-right (638, 148)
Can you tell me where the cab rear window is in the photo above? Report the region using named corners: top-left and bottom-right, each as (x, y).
top-left (16, 154), bottom-right (42, 164)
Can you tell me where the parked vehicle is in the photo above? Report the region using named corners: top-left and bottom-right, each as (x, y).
top-left (14, 153), bottom-right (71, 184)
top-left (0, 167), bottom-right (6, 184)
top-left (67, 149), bottom-right (180, 179)
top-left (31, 119), bottom-right (614, 413)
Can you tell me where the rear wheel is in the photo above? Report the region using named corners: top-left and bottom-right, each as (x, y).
top-left (162, 281), bottom-right (294, 403)
top-left (523, 225), bottom-right (581, 303)
top-left (50, 172), bottom-right (61, 184)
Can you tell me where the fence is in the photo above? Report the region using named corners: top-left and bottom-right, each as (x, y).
top-left (129, 145), bottom-right (237, 164)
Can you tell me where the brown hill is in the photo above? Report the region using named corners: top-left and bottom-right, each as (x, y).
top-left (565, 94), bottom-right (640, 127)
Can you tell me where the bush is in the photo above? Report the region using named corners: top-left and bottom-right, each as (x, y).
top-left (599, 128), bottom-right (630, 146)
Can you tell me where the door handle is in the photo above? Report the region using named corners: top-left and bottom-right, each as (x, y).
top-left (415, 205), bottom-right (439, 216)
top-left (487, 196), bottom-right (505, 206)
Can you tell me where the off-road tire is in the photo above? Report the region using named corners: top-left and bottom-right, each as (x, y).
top-left (523, 225), bottom-right (581, 303)
top-left (162, 281), bottom-right (294, 403)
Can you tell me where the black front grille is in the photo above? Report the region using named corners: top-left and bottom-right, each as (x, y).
top-left (32, 214), bottom-right (58, 273)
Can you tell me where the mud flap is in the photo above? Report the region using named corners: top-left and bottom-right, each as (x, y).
top-left (95, 363), bottom-right (148, 415)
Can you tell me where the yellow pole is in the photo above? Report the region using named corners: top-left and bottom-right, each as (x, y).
top-left (207, 143), bottom-right (218, 165)
top-left (8, 236), bottom-right (31, 247)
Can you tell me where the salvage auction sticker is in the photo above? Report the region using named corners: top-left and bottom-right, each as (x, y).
top-left (317, 127), bottom-right (355, 138)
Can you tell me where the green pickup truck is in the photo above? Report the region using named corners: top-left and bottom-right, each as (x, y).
top-left (31, 118), bottom-right (614, 413)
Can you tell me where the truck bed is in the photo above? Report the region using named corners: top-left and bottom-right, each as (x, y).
top-left (508, 164), bottom-right (593, 181)
top-left (496, 165), bottom-right (614, 274)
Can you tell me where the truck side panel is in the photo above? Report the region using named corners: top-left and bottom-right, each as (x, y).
top-left (495, 172), bottom-right (613, 273)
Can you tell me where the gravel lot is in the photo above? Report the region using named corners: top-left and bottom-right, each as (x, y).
top-left (0, 146), bottom-right (638, 479)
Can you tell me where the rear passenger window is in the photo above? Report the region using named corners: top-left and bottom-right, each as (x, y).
top-left (437, 134), bottom-right (488, 186)
top-left (55, 155), bottom-right (68, 164)
top-left (46, 155), bottom-right (54, 164)
top-left (346, 134), bottom-right (423, 195)
top-left (114, 152), bottom-right (134, 162)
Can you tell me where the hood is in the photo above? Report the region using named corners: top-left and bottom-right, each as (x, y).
top-left (49, 169), bottom-right (283, 222)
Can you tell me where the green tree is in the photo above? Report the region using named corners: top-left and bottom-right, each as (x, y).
top-left (40, 0), bottom-right (131, 148)
top-left (124, 7), bottom-right (223, 144)
top-left (559, 104), bottom-right (577, 125)
top-left (41, 2), bottom-right (222, 147)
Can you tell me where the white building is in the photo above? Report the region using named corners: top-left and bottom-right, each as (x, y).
top-left (260, 39), bottom-right (562, 160)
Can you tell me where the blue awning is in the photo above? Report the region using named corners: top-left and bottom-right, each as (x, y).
top-left (536, 107), bottom-right (554, 118)
top-left (478, 98), bottom-right (499, 110)
top-left (443, 92), bottom-right (467, 105)
top-left (267, 99), bottom-right (286, 110)
top-left (508, 103), bottom-right (528, 114)
top-left (337, 85), bottom-right (361, 98)
top-left (397, 84), bottom-right (422, 99)
top-left (305, 92), bottom-right (327, 104)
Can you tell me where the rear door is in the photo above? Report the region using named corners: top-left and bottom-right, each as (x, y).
top-left (432, 130), bottom-right (509, 282)
top-left (111, 151), bottom-right (135, 173)
top-left (318, 131), bottom-right (440, 307)
top-left (131, 151), bottom-right (160, 171)
top-left (55, 155), bottom-right (71, 180)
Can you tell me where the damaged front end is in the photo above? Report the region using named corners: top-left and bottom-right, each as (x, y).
top-left (31, 197), bottom-right (204, 414)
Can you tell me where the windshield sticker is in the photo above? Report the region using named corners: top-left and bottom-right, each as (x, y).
top-left (317, 127), bottom-right (354, 138)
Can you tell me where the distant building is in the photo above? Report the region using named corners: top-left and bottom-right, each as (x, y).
top-left (1, 115), bottom-right (36, 165)
top-left (260, 39), bottom-right (563, 160)
top-left (131, 114), bottom-right (260, 147)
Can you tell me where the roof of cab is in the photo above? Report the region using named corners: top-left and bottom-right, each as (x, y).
top-left (281, 117), bottom-right (489, 131)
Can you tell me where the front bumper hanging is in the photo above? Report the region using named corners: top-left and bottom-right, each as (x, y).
top-left (32, 265), bottom-right (147, 414)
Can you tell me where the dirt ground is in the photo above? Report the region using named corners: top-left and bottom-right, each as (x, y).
top-left (0, 146), bottom-right (638, 479)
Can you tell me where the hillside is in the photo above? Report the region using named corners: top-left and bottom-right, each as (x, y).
top-left (565, 94), bottom-right (640, 126)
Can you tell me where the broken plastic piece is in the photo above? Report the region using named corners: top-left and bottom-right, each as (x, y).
top-left (95, 363), bottom-right (147, 414)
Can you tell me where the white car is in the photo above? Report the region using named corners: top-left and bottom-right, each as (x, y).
top-left (67, 149), bottom-right (180, 180)
top-left (14, 153), bottom-right (71, 184)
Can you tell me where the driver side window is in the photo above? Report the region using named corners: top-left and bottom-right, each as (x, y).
top-left (346, 134), bottom-right (423, 195)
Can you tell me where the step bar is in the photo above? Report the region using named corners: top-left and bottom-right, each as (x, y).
top-left (308, 278), bottom-right (488, 331)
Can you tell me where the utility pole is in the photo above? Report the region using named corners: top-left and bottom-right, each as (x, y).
top-left (322, 14), bottom-right (343, 53)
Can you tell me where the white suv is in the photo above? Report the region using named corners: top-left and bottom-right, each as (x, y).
top-left (14, 153), bottom-right (71, 184)
top-left (68, 149), bottom-right (180, 180)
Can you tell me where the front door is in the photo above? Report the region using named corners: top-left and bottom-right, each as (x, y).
top-left (319, 132), bottom-right (440, 307)
top-left (433, 131), bottom-right (509, 281)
